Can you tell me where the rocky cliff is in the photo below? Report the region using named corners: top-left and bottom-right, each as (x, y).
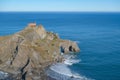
top-left (0, 23), bottom-right (80, 80)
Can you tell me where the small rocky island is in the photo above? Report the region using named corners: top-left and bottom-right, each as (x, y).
top-left (0, 23), bottom-right (80, 80)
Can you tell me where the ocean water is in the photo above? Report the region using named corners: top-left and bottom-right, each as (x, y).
top-left (0, 12), bottom-right (120, 80)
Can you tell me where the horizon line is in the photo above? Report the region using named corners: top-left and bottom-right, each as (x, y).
top-left (0, 11), bottom-right (120, 13)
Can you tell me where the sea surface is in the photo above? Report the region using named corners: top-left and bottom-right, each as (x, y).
top-left (0, 12), bottom-right (120, 80)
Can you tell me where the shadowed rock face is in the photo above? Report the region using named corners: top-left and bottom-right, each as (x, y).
top-left (0, 23), bottom-right (80, 80)
top-left (60, 40), bottom-right (80, 54)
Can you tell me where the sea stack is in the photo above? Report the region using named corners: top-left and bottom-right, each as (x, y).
top-left (0, 23), bottom-right (80, 80)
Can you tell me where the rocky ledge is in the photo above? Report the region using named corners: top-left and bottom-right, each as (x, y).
top-left (0, 23), bottom-right (80, 80)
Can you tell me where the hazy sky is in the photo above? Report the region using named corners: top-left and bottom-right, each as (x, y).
top-left (0, 0), bottom-right (120, 12)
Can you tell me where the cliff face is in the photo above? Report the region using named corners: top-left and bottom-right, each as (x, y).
top-left (0, 23), bottom-right (80, 80)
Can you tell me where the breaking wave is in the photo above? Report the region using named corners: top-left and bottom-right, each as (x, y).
top-left (46, 63), bottom-right (93, 80)
top-left (0, 71), bottom-right (9, 80)
top-left (46, 54), bottom-right (94, 80)
top-left (63, 54), bottom-right (81, 66)
top-left (64, 58), bottom-right (80, 65)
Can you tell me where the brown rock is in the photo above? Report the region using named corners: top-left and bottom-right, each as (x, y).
top-left (0, 23), bottom-right (80, 80)
top-left (36, 25), bottom-right (47, 39)
top-left (28, 23), bottom-right (36, 28)
top-left (60, 40), bottom-right (80, 54)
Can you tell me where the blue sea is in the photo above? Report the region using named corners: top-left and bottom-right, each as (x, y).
top-left (0, 12), bottom-right (120, 80)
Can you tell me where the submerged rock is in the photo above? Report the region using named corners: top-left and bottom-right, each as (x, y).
top-left (0, 23), bottom-right (80, 80)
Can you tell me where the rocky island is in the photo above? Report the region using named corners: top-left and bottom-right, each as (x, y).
top-left (0, 23), bottom-right (80, 80)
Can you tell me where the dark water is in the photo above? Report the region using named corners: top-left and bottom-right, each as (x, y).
top-left (0, 12), bottom-right (120, 80)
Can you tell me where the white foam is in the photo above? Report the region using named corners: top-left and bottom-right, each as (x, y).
top-left (48, 63), bottom-right (93, 80)
top-left (50, 63), bottom-right (73, 76)
top-left (74, 41), bottom-right (80, 44)
top-left (64, 59), bottom-right (80, 65)
top-left (47, 54), bottom-right (94, 80)
top-left (0, 71), bottom-right (9, 79)
top-left (63, 55), bottom-right (81, 65)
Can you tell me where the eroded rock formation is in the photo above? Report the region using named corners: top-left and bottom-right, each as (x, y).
top-left (0, 23), bottom-right (80, 80)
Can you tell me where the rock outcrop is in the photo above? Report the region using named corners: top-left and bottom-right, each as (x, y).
top-left (36, 25), bottom-right (47, 39)
top-left (60, 40), bottom-right (80, 54)
top-left (0, 23), bottom-right (80, 80)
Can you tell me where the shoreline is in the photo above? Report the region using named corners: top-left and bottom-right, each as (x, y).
top-left (45, 54), bottom-right (84, 80)
top-left (47, 76), bottom-right (57, 80)
top-left (0, 23), bottom-right (80, 80)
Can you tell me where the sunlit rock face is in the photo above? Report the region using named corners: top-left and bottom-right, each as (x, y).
top-left (36, 25), bottom-right (47, 39)
top-left (0, 23), bottom-right (80, 80)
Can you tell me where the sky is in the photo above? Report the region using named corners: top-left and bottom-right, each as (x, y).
top-left (0, 0), bottom-right (120, 12)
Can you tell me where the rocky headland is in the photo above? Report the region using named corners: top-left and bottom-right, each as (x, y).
top-left (0, 23), bottom-right (80, 80)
